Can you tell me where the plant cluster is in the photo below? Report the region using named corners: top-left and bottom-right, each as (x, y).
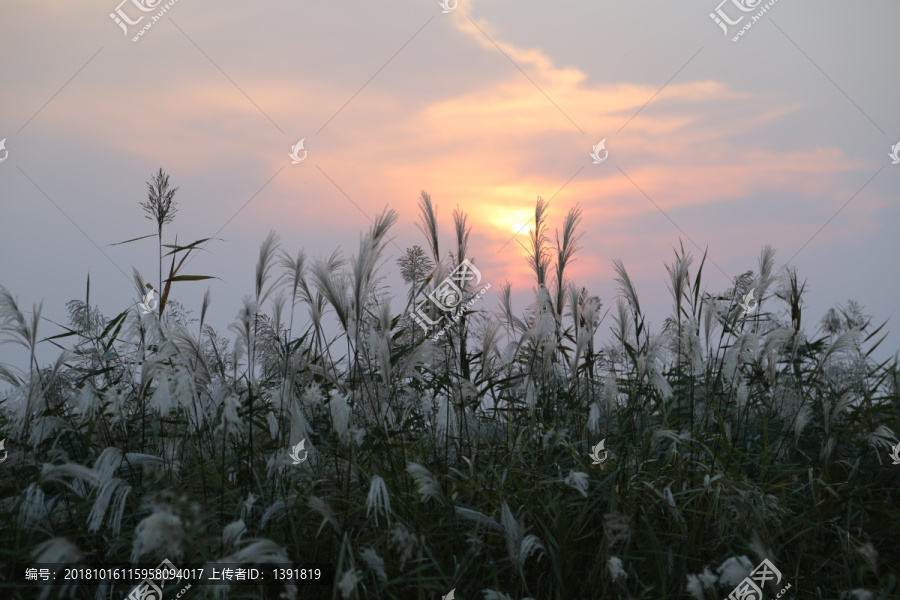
top-left (0, 172), bottom-right (898, 600)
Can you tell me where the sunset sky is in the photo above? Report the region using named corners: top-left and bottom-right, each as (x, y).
top-left (1, 0), bottom-right (898, 369)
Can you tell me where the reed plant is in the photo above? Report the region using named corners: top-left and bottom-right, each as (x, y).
top-left (0, 174), bottom-right (898, 600)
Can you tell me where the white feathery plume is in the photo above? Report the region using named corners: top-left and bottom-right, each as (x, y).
top-left (587, 403), bottom-right (601, 436)
top-left (736, 382), bottom-right (749, 408)
top-left (329, 390), bottom-right (352, 445)
top-left (525, 379), bottom-right (537, 415)
top-left (220, 537), bottom-right (292, 564)
top-left (149, 376), bottom-right (175, 415)
top-left (664, 484), bottom-right (684, 523)
top-left (131, 508), bottom-right (185, 562)
top-left (406, 463), bottom-right (445, 504)
top-left (17, 483), bottom-right (49, 532)
top-left (217, 538), bottom-right (297, 600)
top-left (337, 569), bottom-right (363, 599)
top-left (29, 416), bottom-right (71, 448)
top-left (819, 329), bottom-right (861, 367)
top-left (366, 475), bottom-right (391, 526)
top-left (500, 502), bottom-right (544, 570)
top-left (41, 462), bottom-right (101, 497)
top-left (219, 393), bottom-right (242, 439)
top-left (173, 365), bottom-right (198, 420)
top-left (32, 536), bottom-right (83, 563)
top-left (359, 547), bottom-right (387, 582)
top-left (308, 496), bottom-right (341, 535)
top-left (856, 542), bottom-right (878, 574)
top-left (716, 555), bottom-right (754, 587)
top-left (87, 478), bottom-right (131, 535)
top-left (302, 382), bottom-right (324, 410)
top-left (820, 436), bottom-right (837, 463)
top-left (762, 327), bottom-right (799, 363)
top-left (290, 403), bottom-right (312, 453)
top-left (222, 519), bottom-right (247, 549)
top-left (435, 394), bottom-right (457, 438)
top-left (32, 537), bottom-right (83, 600)
top-left (867, 425), bottom-right (897, 452)
top-left (564, 471), bottom-right (589, 498)
top-left (102, 387), bottom-right (127, 425)
top-left (75, 384), bottom-right (101, 422)
top-left (261, 499), bottom-right (288, 528)
top-left (266, 411), bottom-right (279, 439)
top-left (608, 556), bottom-right (628, 581)
top-left (794, 405), bottom-right (812, 445)
top-left (686, 567), bottom-right (717, 600)
top-left (93, 447), bottom-right (125, 487)
top-left (390, 524), bottom-right (421, 567)
top-left (603, 372), bottom-right (618, 410)
top-left (455, 506), bottom-right (502, 530)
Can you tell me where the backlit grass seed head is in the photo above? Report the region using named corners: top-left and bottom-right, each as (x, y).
top-left (32, 536), bottom-right (83, 564)
top-left (87, 478), bottom-right (131, 535)
top-left (329, 389), bottom-right (352, 444)
top-left (587, 403), bottom-right (601, 436)
top-left (131, 508), bottom-right (185, 562)
top-left (17, 483), bottom-right (49, 532)
top-left (716, 555), bottom-right (754, 587)
top-left (867, 424), bottom-right (897, 453)
top-left (359, 547), bottom-right (387, 583)
top-left (564, 471), bottom-right (589, 497)
top-left (435, 395), bottom-right (458, 438)
top-left (222, 519), bottom-right (247, 550)
top-left (686, 567), bottom-right (717, 600)
top-left (366, 475), bottom-right (391, 526)
top-left (217, 539), bottom-right (297, 600)
top-left (309, 495), bottom-right (341, 535)
top-left (406, 463), bottom-right (444, 504)
top-left (219, 392), bottom-right (242, 438)
top-left (32, 537), bottom-right (83, 600)
top-left (390, 524), bottom-right (421, 567)
top-left (75, 384), bottom-right (101, 422)
top-left (608, 556), bottom-right (628, 582)
top-left (302, 382), bottom-right (324, 410)
top-left (500, 502), bottom-right (544, 570)
top-left (338, 568), bottom-right (363, 599)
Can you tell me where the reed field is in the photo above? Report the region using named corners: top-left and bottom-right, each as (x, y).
top-left (0, 171), bottom-right (898, 600)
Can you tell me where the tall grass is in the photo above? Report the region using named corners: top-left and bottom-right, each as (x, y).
top-left (0, 174), bottom-right (898, 600)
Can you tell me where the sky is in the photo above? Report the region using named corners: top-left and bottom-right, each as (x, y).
top-left (0, 0), bottom-right (898, 373)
